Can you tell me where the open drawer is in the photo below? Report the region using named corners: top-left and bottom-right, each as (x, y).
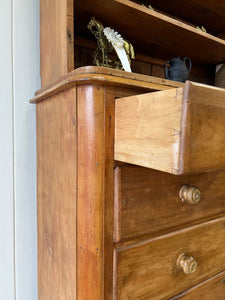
top-left (115, 81), bottom-right (225, 175)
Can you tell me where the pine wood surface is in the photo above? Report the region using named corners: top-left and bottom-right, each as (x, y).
top-left (115, 81), bottom-right (225, 174)
top-left (77, 85), bottom-right (135, 299)
top-left (75, 0), bottom-right (225, 64)
top-left (170, 270), bottom-right (225, 299)
top-left (30, 66), bottom-right (183, 104)
top-left (114, 164), bottom-right (225, 242)
top-left (40, 0), bottom-right (74, 87)
top-left (67, 0), bottom-right (73, 16)
top-left (115, 88), bottom-right (183, 174)
top-left (77, 85), bottom-right (105, 299)
top-left (114, 217), bottom-right (225, 300)
top-left (37, 88), bottom-right (77, 299)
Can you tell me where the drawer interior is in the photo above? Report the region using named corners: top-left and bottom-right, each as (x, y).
top-left (115, 81), bottom-right (225, 174)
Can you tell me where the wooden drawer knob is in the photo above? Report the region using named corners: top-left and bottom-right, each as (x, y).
top-left (177, 253), bottom-right (197, 275)
top-left (179, 185), bottom-right (201, 204)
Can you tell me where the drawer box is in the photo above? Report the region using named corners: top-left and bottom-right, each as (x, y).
top-left (114, 165), bottom-right (225, 242)
top-left (113, 217), bottom-right (225, 300)
top-left (170, 270), bottom-right (225, 299)
top-left (115, 81), bottom-right (225, 175)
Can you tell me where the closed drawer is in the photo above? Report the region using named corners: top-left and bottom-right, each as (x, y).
top-left (115, 81), bottom-right (225, 175)
top-left (113, 217), bottom-right (225, 300)
top-left (114, 164), bottom-right (225, 242)
top-left (170, 270), bottom-right (225, 299)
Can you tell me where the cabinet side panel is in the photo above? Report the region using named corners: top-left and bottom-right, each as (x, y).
top-left (40, 0), bottom-right (74, 87)
top-left (36, 88), bottom-right (76, 300)
top-left (77, 85), bottom-right (105, 300)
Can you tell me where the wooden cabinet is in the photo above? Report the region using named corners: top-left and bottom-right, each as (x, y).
top-left (33, 1), bottom-right (225, 299)
top-left (31, 67), bottom-right (225, 299)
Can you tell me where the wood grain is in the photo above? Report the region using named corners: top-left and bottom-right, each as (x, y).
top-left (40, 0), bottom-right (74, 87)
top-left (67, 0), bottom-right (73, 17)
top-left (115, 81), bottom-right (225, 174)
top-left (75, 0), bottom-right (225, 64)
top-left (114, 164), bottom-right (225, 241)
top-left (77, 85), bottom-right (105, 299)
top-left (114, 217), bottom-right (225, 300)
top-left (31, 66), bottom-right (183, 104)
top-left (148, 0), bottom-right (225, 35)
top-left (115, 88), bottom-right (184, 174)
top-left (67, 15), bottom-right (74, 73)
top-left (103, 86), bottom-right (117, 299)
top-left (37, 88), bottom-right (76, 300)
top-left (77, 85), bottom-right (117, 299)
top-left (181, 81), bottom-right (225, 174)
top-left (170, 270), bottom-right (225, 299)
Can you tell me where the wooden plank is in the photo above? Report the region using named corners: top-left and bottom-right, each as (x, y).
top-left (77, 84), bottom-right (117, 299)
top-left (77, 85), bottom-right (105, 299)
top-left (114, 217), bottom-right (225, 300)
top-left (148, 0), bottom-right (225, 35)
top-left (67, 16), bottom-right (74, 73)
top-left (37, 88), bottom-right (76, 300)
top-left (67, 0), bottom-right (73, 17)
top-left (75, 0), bottom-right (225, 64)
top-left (170, 270), bottom-right (225, 299)
top-left (115, 88), bottom-right (184, 174)
top-left (103, 86), bottom-right (117, 299)
top-left (114, 164), bottom-right (225, 242)
top-left (40, 0), bottom-right (74, 87)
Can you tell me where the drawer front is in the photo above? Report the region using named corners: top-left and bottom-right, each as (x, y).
top-left (114, 217), bottom-right (225, 300)
top-left (170, 270), bottom-right (225, 299)
top-left (114, 165), bottom-right (225, 241)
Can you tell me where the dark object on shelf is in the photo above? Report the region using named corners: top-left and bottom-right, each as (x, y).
top-left (164, 57), bottom-right (192, 82)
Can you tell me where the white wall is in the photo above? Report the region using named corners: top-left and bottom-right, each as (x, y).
top-left (0, 1), bottom-right (15, 298)
top-left (0, 1), bottom-right (40, 299)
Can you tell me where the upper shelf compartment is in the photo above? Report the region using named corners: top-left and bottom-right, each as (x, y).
top-left (75, 0), bottom-right (225, 64)
top-left (147, 0), bottom-right (225, 36)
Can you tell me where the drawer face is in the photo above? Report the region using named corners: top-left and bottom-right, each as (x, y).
top-left (114, 165), bottom-right (225, 242)
top-left (170, 270), bottom-right (225, 300)
top-left (114, 218), bottom-right (225, 300)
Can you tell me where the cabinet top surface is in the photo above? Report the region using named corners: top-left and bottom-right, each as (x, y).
top-left (30, 66), bottom-right (183, 104)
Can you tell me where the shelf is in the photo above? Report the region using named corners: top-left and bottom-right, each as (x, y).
top-left (75, 0), bottom-right (225, 65)
top-left (115, 81), bottom-right (225, 175)
top-left (147, 0), bottom-right (225, 36)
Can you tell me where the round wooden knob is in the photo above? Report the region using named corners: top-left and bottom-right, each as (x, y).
top-left (179, 185), bottom-right (201, 204)
top-left (177, 253), bottom-right (197, 275)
